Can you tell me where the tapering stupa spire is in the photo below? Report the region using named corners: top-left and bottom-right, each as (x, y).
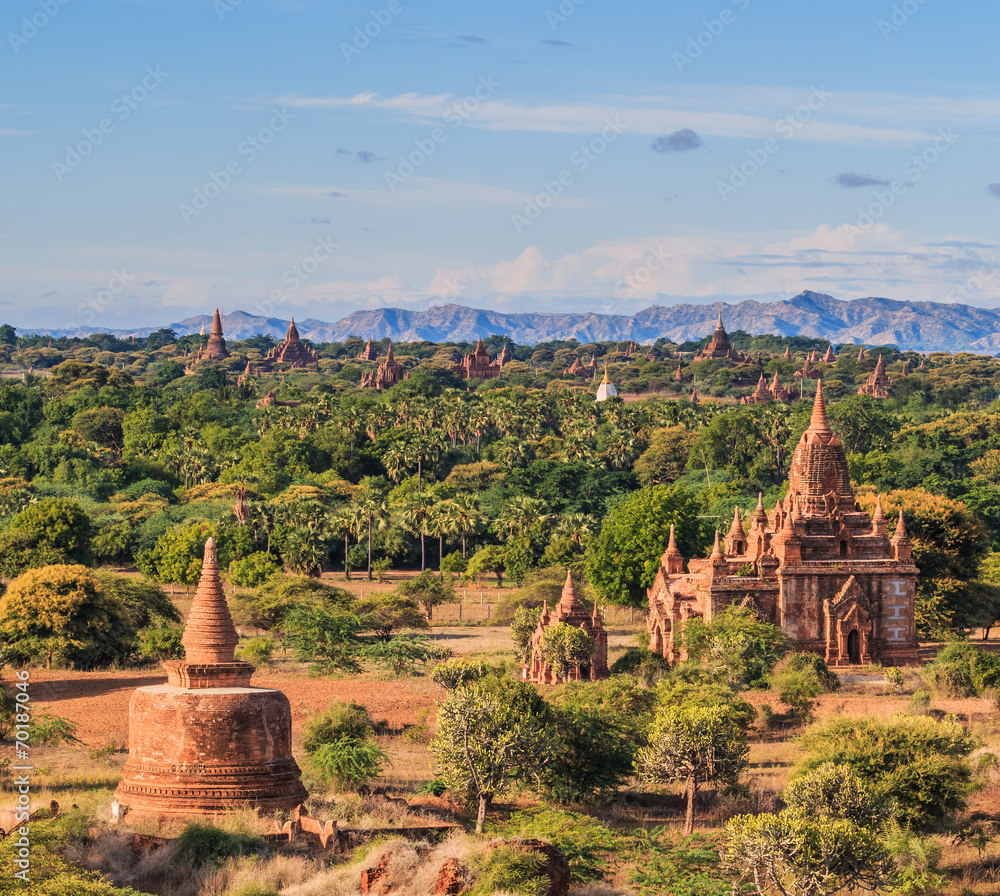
top-left (601, 364), bottom-right (611, 385)
top-left (181, 538), bottom-right (239, 665)
top-left (211, 308), bottom-right (223, 336)
top-left (710, 530), bottom-right (722, 559)
top-left (728, 506), bottom-right (744, 538)
top-left (895, 509), bottom-right (907, 537)
top-left (559, 570), bottom-right (586, 613)
top-left (808, 379), bottom-right (832, 434)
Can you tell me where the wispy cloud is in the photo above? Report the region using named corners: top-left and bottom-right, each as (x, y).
top-left (277, 90), bottom-right (935, 145)
top-left (989, 184), bottom-right (1000, 198)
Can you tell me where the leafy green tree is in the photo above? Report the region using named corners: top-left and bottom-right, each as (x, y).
top-left (798, 715), bottom-right (977, 831)
top-left (228, 551), bottom-right (280, 588)
top-left (828, 395), bottom-right (900, 455)
top-left (634, 426), bottom-right (699, 486)
top-left (682, 604), bottom-right (787, 690)
top-left (768, 653), bottom-right (839, 721)
top-left (283, 605), bottom-right (369, 674)
top-left (310, 738), bottom-right (389, 791)
top-left (431, 658), bottom-right (490, 690)
top-left (585, 484), bottom-right (707, 607)
top-left (303, 700), bottom-right (374, 753)
top-left (138, 622), bottom-right (184, 661)
top-left (541, 622), bottom-right (596, 681)
top-left (93, 571), bottom-right (180, 632)
top-left (511, 606), bottom-right (542, 663)
top-left (8, 497), bottom-right (93, 565)
top-left (231, 574), bottom-right (351, 634)
top-left (355, 592), bottom-right (428, 641)
top-left (725, 806), bottom-right (895, 896)
top-left (0, 565), bottom-right (133, 669)
top-left (922, 641), bottom-right (1000, 697)
top-left (396, 570), bottom-right (457, 620)
top-left (149, 523), bottom-right (212, 594)
top-left (431, 676), bottom-right (553, 832)
top-left (639, 693), bottom-right (752, 834)
top-left (467, 543), bottom-right (508, 589)
top-left (71, 406), bottom-right (126, 452)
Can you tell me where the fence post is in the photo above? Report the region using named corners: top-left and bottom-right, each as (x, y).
top-left (480, 592), bottom-right (484, 605)
top-left (459, 604), bottom-right (462, 622)
top-left (487, 605), bottom-right (491, 621)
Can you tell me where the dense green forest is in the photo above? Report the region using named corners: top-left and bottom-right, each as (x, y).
top-left (0, 325), bottom-right (999, 641)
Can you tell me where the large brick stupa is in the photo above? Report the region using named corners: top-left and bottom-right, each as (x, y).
top-left (114, 539), bottom-right (307, 819)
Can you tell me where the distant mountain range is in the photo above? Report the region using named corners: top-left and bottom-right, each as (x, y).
top-left (28, 291), bottom-right (1000, 354)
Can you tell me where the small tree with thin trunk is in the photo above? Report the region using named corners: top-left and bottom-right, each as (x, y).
top-left (431, 677), bottom-right (552, 832)
top-left (638, 697), bottom-right (751, 835)
top-left (541, 622), bottom-right (595, 681)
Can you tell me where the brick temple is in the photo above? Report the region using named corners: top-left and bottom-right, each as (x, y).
top-left (858, 354), bottom-right (894, 398)
top-left (360, 342), bottom-right (407, 389)
top-left (259, 319), bottom-right (319, 370)
top-left (525, 572), bottom-right (609, 684)
top-left (202, 309), bottom-right (230, 361)
top-left (114, 539), bottom-right (307, 818)
top-left (648, 380), bottom-right (919, 667)
top-left (694, 313), bottom-right (747, 363)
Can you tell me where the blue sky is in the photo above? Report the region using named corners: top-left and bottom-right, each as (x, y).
top-left (2, 0), bottom-right (999, 330)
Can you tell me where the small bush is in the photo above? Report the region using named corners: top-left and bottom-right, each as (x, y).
top-left (302, 701), bottom-right (373, 754)
top-left (923, 642), bottom-right (1000, 697)
top-left (469, 846), bottom-right (547, 896)
top-left (884, 667), bottom-right (905, 694)
top-left (431, 658), bottom-right (490, 690)
top-left (174, 823), bottom-right (264, 868)
top-left (236, 635), bottom-right (276, 670)
top-left (31, 711), bottom-right (81, 746)
top-left (609, 647), bottom-right (670, 686)
top-left (137, 623), bottom-right (184, 661)
top-left (310, 738), bottom-right (389, 791)
top-left (769, 653), bottom-right (838, 721)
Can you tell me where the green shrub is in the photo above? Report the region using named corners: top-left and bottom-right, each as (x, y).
top-left (137, 623), bottom-right (184, 661)
top-left (431, 658), bottom-right (490, 690)
top-left (236, 635), bottom-right (276, 669)
top-left (769, 653), bottom-right (838, 721)
top-left (609, 646), bottom-right (670, 686)
top-left (884, 667), bottom-right (905, 694)
top-left (683, 604), bottom-right (787, 690)
top-left (309, 738), bottom-right (389, 791)
top-left (494, 808), bottom-right (623, 884)
top-left (31, 711), bottom-right (81, 746)
top-left (174, 823), bottom-right (264, 868)
top-left (798, 714), bottom-right (977, 831)
top-left (629, 830), bottom-right (749, 896)
top-left (469, 846), bottom-right (546, 896)
top-left (923, 641), bottom-right (1000, 697)
top-left (302, 700), bottom-right (373, 754)
top-left (229, 552), bottom-right (280, 588)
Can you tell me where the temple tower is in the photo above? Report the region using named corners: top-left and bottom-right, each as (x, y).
top-left (114, 539), bottom-right (307, 819)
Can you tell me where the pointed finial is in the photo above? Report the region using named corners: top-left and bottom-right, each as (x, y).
top-left (667, 523), bottom-right (679, 553)
top-left (180, 538), bottom-right (240, 665)
top-left (729, 506), bottom-right (744, 537)
top-left (602, 363), bottom-right (611, 385)
top-left (808, 379), bottom-right (832, 433)
top-left (710, 530), bottom-right (722, 558)
top-left (874, 495), bottom-right (886, 522)
top-left (894, 509), bottom-right (908, 538)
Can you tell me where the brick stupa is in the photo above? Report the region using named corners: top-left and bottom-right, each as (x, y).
top-left (114, 539), bottom-right (307, 818)
top-left (203, 308), bottom-right (230, 361)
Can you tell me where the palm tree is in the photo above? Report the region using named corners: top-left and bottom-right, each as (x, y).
top-left (554, 513), bottom-right (597, 546)
top-left (396, 494), bottom-right (435, 572)
top-left (496, 495), bottom-right (549, 540)
top-left (327, 506), bottom-right (354, 580)
top-left (449, 494), bottom-right (487, 558)
top-left (349, 493), bottom-right (390, 581)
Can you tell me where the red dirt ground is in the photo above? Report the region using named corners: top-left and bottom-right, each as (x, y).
top-left (26, 668), bottom-right (438, 749)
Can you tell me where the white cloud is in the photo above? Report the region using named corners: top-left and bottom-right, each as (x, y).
top-left (278, 88), bottom-right (950, 145)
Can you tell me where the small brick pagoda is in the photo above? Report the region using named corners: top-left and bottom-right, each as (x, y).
top-left (360, 343), bottom-right (407, 390)
top-left (357, 338), bottom-right (379, 362)
top-left (203, 309), bottom-right (230, 361)
top-left (525, 572), bottom-right (608, 684)
top-left (858, 354), bottom-right (894, 398)
top-left (647, 380), bottom-right (919, 667)
top-left (452, 337), bottom-right (505, 380)
top-left (695, 312), bottom-right (746, 363)
top-left (114, 539), bottom-right (307, 818)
